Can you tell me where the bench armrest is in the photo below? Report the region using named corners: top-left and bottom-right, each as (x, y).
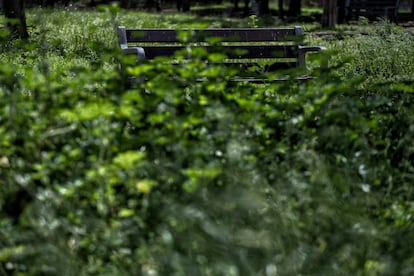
top-left (298, 46), bottom-right (327, 67)
top-left (118, 26), bottom-right (145, 62)
top-left (299, 45), bottom-right (327, 53)
top-left (121, 46), bottom-right (146, 61)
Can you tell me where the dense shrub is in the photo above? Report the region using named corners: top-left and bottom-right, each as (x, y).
top-left (1, 9), bottom-right (414, 275)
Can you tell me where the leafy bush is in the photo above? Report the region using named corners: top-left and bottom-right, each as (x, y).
top-left (1, 8), bottom-right (414, 275)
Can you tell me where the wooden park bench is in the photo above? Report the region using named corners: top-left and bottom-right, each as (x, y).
top-left (117, 26), bottom-right (326, 82)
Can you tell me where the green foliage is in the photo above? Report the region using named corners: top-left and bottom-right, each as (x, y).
top-left (309, 20), bottom-right (414, 89)
top-left (1, 8), bottom-right (414, 275)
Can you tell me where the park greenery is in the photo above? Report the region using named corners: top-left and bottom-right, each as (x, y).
top-left (1, 4), bottom-right (414, 275)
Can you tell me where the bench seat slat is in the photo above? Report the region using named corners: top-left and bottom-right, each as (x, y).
top-left (156, 62), bottom-right (299, 71)
top-left (223, 62), bottom-right (298, 70)
top-left (143, 45), bottom-right (298, 59)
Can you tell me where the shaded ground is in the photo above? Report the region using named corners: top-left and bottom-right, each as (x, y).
top-left (173, 4), bottom-right (414, 26)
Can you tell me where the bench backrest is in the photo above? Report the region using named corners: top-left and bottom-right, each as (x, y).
top-left (118, 26), bottom-right (307, 70)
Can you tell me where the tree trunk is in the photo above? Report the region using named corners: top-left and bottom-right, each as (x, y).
top-left (257, 0), bottom-right (269, 16)
top-left (288, 0), bottom-right (301, 17)
top-left (411, 0), bottom-right (414, 20)
top-left (43, 0), bottom-right (56, 7)
top-left (3, 0), bottom-right (29, 39)
top-left (278, 0), bottom-right (284, 19)
top-left (119, 0), bottom-right (130, 9)
top-left (321, 0), bottom-right (337, 29)
top-left (177, 0), bottom-right (190, 11)
top-left (337, 0), bottom-right (345, 23)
